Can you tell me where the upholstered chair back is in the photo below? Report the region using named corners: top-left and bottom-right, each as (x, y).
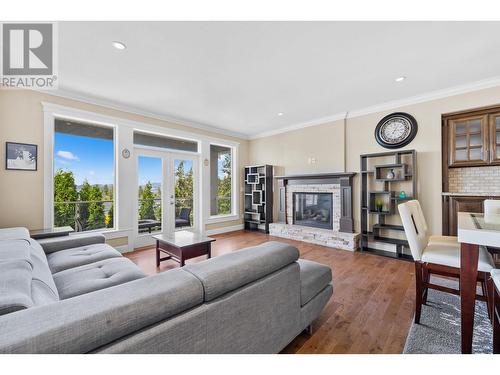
top-left (484, 199), bottom-right (500, 216)
top-left (398, 200), bottom-right (430, 261)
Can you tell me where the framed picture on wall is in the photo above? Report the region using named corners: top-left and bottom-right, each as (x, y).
top-left (5, 142), bottom-right (38, 171)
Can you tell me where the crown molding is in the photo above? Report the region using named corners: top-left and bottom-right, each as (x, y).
top-left (249, 112), bottom-right (349, 140)
top-left (31, 87), bottom-right (250, 140)
top-left (32, 74), bottom-right (500, 142)
top-left (250, 75), bottom-right (500, 140)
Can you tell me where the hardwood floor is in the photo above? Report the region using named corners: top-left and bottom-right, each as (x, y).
top-left (124, 230), bottom-right (416, 354)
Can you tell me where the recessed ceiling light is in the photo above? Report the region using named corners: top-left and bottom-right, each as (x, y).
top-left (395, 76), bottom-right (406, 82)
top-left (112, 41), bottom-right (127, 50)
top-left (277, 112), bottom-right (284, 116)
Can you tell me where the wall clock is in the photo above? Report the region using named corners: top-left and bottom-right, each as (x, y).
top-left (121, 148), bottom-right (131, 159)
top-left (374, 112), bottom-right (418, 149)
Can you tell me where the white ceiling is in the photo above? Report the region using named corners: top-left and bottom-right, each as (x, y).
top-left (57, 21), bottom-right (500, 139)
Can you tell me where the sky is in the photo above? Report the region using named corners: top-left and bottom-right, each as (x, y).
top-left (137, 156), bottom-right (193, 186)
top-left (54, 132), bottom-right (114, 185)
top-left (54, 131), bottom-right (222, 187)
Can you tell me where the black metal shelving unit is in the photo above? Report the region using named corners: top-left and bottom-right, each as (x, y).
top-left (244, 164), bottom-right (273, 233)
top-left (360, 150), bottom-right (417, 260)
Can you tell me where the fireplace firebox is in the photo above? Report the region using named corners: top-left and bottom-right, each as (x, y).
top-left (293, 192), bottom-right (333, 230)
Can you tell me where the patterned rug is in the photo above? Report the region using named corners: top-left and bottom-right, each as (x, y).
top-left (403, 277), bottom-right (492, 354)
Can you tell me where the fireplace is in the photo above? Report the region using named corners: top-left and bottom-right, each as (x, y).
top-left (270, 172), bottom-right (359, 251)
top-left (293, 192), bottom-right (333, 229)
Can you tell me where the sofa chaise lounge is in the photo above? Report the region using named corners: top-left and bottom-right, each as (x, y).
top-left (0, 227), bottom-right (333, 353)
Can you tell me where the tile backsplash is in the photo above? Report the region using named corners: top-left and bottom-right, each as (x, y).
top-left (448, 166), bottom-right (500, 193)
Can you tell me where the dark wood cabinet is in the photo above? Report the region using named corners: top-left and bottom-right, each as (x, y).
top-left (443, 195), bottom-right (500, 236)
top-left (448, 115), bottom-right (488, 167)
top-left (490, 112), bottom-right (500, 164)
top-left (444, 106), bottom-right (500, 168)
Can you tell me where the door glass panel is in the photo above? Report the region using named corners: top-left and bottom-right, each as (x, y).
top-left (455, 135), bottom-right (467, 148)
top-left (468, 119), bottom-right (481, 133)
top-left (174, 159), bottom-right (194, 230)
top-left (455, 122), bottom-right (466, 135)
top-left (469, 148), bottom-right (482, 161)
top-left (496, 116), bottom-right (500, 130)
top-left (496, 132), bottom-right (500, 144)
top-left (138, 156), bottom-right (162, 234)
top-left (455, 149), bottom-right (467, 161)
top-left (469, 134), bottom-right (482, 147)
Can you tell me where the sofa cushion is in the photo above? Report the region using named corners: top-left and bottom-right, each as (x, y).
top-left (0, 268), bottom-right (203, 353)
top-left (0, 227), bottom-right (30, 241)
top-left (184, 241), bottom-right (300, 302)
top-left (37, 233), bottom-right (105, 254)
top-left (0, 260), bottom-right (33, 315)
top-left (53, 257), bottom-right (146, 299)
top-left (0, 238), bottom-right (32, 262)
top-left (297, 259), bottom-right (332, 306)
top-left (27, 240), bottom-right (59, 303)
top-left (0, 239), bottom-right (59, 314)
top-left (46, 243), bottom-right (122, 274)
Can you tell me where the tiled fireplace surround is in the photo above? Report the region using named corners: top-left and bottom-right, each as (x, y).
top-left (269, 173), bottom-right (360, 251)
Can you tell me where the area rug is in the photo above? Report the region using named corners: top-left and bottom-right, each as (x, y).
top-left (403, 277), bottom-right (492, 354)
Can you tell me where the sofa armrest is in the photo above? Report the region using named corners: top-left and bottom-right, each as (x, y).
top-left (0, 268), bottom-right (203, 353)
top-left (36, 233), bottom-right (106, 254)
top-left (184, 241), bottom-right (299, 301)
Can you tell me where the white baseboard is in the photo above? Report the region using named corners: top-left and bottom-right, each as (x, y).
top-left (115, 244), bottom-right (132, 254)
top-left (205, 224), bottom-right (244, 236)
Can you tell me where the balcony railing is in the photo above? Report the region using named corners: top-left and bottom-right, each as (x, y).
top-left (54, 200), bottom-right (114, 232)
top-left (54, 196), bottom-right (230, 233)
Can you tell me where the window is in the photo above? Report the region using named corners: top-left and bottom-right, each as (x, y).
top-left (53, 119), bottom-right (115, 232)
top-left (210, 144), bottom-right (232, 216)
top-left (134, 131), bottom-right (198, 152)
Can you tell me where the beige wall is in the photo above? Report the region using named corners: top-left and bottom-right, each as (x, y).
top-left (0, 89), bottom-right (249, 230)
top-left (249, 85), bottom-right (500, 235)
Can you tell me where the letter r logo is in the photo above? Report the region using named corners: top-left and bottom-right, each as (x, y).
top-left (2, 23), bottom-right (53, 75)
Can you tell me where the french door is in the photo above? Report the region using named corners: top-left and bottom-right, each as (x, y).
top-left (134, 148), bottom-right (199, 248)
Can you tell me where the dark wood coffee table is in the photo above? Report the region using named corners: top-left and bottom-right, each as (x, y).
top-left (153, 231), bottom-right (215, 267)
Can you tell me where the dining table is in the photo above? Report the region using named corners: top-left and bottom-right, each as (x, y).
top-left (457, 211), bottom-right (500, 354)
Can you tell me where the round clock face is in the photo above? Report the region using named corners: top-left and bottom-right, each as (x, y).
top-left (375, 113), bottom-right (417, 149)
top-left (121, 148), bottom-right (131, 159)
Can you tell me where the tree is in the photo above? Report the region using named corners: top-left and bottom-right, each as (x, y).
top-left (217, 153), bottom-right (232, 214)
top-left (174, 161), bottom-right (194, 219)
top-left (154, 185), bottom-right (162, 221)
top-left (102, 184), bottom-right (109, 199)
top-left (87, 185), bottom-right (106, 230)
top-left (54, 170), bottom-right (77, 228)
top-left (106, 202), bottom-right (114, 228)
top-left (78, 180), bottom-right (106, 230)
top-left (139, 181), bottom-right (156, 220)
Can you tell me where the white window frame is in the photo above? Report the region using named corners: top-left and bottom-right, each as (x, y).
top-left (42, 102), bottom-right (240, 238)
top-left (206, 142), bottom-right (239, 223)
top-left (44, 108), bottom-right (118, 232)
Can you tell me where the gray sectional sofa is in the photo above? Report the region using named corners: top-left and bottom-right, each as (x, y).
top-left (0, 227), bottom-right (333, 353)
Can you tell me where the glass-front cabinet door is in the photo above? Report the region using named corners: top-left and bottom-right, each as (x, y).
top-left (490, 113), bottom-right (500, 164)
top-left (448, 115), bottom-right (488, 167)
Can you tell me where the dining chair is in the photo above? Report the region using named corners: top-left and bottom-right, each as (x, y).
top-left (484, 200), bottom-right (500, 265)
top-left (398, 200), bottom-right (495, 324)
top-left (489, 269), bottom-right (500, 354)
top-left (484, 199), bottom-right (500, 216)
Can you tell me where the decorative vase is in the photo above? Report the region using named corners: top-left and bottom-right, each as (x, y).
top-left (399, 191), bottom-right (407, 199)
top-left (386, 169), bottom-right (395, 180)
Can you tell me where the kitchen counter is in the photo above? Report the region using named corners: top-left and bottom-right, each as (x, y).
top-left (442, 192), bottom-right (500, 197)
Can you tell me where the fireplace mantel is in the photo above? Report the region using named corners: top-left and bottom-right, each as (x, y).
top-left (275, 171), bottom-right (356, 233)
top-left (275, 172), bottom-right (356, 181)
